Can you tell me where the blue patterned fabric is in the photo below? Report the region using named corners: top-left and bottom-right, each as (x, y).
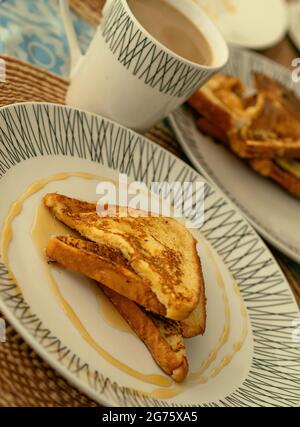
top-left (0, 0), bottom-right (95, 76)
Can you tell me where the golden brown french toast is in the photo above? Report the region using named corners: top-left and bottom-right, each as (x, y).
top-left (230, 96), bottom-right (300, 159)
top-left (237, 73), bottom-right (300, 158)
top-left (189, 73), bottom-right (300, 198)
top-left (197, 117), bottom-right (229, 145)
top-left (46, 235), bottom-right (189, 382)
top-left (197, 114), bottom-right (300, 198)
top-left (46, 235), bottom-right (166, 316)
top-left (101, 286), bottom-right (188, 382)
top-left (47, 235), bottom-right (206, 338)
top-left (189, 74), bottom-right (260, 137)
top-left (254, 72), bottom-right (300, 123)
top-left (189, 73), bottom-right (300, 159)
top-left (44, 194), bottom-right (204, 321)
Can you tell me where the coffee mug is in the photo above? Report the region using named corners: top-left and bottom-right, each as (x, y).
top-left (61, 0), bottom-right (229, 133)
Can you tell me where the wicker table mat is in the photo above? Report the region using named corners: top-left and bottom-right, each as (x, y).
top-left (70, 0), bottom-right (104, 26)
top-left (0, 2), bottom-right (299, 408)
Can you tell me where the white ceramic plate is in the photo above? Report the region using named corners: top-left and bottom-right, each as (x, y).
top-left (196, 0), bottom-right (287, 49)
top-left (170, 46), bottom-right (300, 264)
top-left (288, 1), bottom-right (300, 51)
top-left (0, 103), bottom-right (299, 407)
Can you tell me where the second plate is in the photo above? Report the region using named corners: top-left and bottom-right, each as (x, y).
top-left (169, 47), bottom-right (300, 263)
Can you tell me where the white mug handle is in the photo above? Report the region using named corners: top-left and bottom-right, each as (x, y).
top-left (60, 0), bottom-right (114, 77)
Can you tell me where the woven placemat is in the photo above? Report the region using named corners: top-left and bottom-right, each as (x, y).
top-left (0, 1), bottom-right (299, 408)
top-left (70, 0), bottom-right (104, 26)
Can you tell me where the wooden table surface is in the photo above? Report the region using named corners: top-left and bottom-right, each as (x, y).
top-left (262, 36), bottom-right (299, 68)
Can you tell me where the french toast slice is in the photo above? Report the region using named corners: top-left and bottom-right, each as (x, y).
top-left (188, 74), bottom-right (260, 137)
top-left (46, 235), bottom-right (165, 316)
top-left (197, 116), bottom-right (229, 145)
top-left (47, 235), bottom-right (206, 338)
top-left (230, 96), bottom-right (300, 159)
top-left (195, 116), bottom-right (300, 199)
top-left (46, 236), bottom-right (189, 381)
top-left (101, 286), bottom-right (188, 382)
top-left (237, 73), bottom-right (300, 158)
top-left (254, 72), bottom-right (300, 122)
top-left (189, 73), bottom-right (300, 198)
top-left (44, 194), bottom-right (204, 321)
top-left (189, 73), bottom-right (300, 159)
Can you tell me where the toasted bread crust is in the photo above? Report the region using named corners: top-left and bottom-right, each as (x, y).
top-left (101, 286), bottom-right (188, 383)
top-left (197, 116), bottom-right (300, 199)
top-left (189, 89), bottom-right (234, 135)
top-left (229, 133), bottom-right (300, 159)
top-left (189, 75), bottom-right (256, 136)
top-left (44, 193), bottom-right (204, 321)
top-left (47, 236), bottom-right (166, 316)
top-left (249, 159), bottom-right (300, 198)
top-left (197, 117), bottom-right (229, 145)
top-left (197, 115), bottom-right (300, 159)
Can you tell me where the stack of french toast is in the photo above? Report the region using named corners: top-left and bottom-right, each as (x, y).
top-left (189, 72), bottom-right (300, 198)
top-left (43, 194), bottom-right (207, 382)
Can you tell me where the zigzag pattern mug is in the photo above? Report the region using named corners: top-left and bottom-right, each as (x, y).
top-left (61, 0), bottom-right (228, 133)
